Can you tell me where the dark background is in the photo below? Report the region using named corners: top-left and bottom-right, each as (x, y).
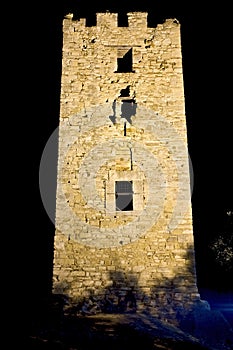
top-left (20, 1), bottom-right (232, 311)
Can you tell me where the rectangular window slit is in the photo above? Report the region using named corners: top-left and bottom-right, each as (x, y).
top-left (115, 48), bottom-right (134, 73)
top-left (115, 181), bottom-right (133, 211)
top-left (124, 122), bottom-right (127, 136)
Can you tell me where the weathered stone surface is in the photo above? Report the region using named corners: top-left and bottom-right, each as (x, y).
top-left (52, 11), bottom-right (201, 323)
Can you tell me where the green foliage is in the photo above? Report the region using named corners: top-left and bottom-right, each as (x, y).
top-left (210, 232), bottom-right (233, 271)
top-left (209, 210), bottom-right (233, 272)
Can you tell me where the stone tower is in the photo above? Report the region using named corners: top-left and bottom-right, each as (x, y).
top-left (52, 11), bottom-right (200, 322)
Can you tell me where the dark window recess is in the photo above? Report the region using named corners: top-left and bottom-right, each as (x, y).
top-left (124, 122), bottom-right (127, 136)
top-left (115, 181), bottom-right (133, 211)
top-left (116, 48), bottom-right (134, 73)
top-left (120, 86), bottom-right (130, 97)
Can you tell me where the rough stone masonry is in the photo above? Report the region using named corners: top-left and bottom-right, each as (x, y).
top-left (52, 11), bottom-right (201, 323)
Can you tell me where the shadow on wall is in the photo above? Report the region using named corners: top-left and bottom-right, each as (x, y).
top-left (29, 244), bottom-right (233, 350)
top-left (51, 244), bottom-right (199, 321)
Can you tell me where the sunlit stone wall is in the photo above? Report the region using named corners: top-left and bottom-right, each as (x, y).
top-left (52, 11), bottom-right (200, 323)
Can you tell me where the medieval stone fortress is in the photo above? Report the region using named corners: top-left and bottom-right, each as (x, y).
top-left (52, 11), bottom-right (201, 323)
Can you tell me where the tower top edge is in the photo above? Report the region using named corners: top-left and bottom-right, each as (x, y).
top-left (64, 12), bottom-right (179, 28)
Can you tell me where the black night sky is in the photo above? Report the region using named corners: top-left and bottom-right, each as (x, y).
top-left (21, 0), bottom-right (232, 312)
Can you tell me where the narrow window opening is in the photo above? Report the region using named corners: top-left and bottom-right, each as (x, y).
top-left (115, 181), bottom-right (133, 211)
top-left (130, 148), bottom-right (133, 170)
top-left (124, 122), bottom-right (127, 136)
top-left (120, 86), bottom-right (130, 97)
top-left (116, 48), bottom-right (134, 73)
top-left (104, 180), bottom-right (106, 208)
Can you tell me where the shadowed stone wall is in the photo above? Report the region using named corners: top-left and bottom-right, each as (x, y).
top-left (52, 11), bottom-right (200, 323)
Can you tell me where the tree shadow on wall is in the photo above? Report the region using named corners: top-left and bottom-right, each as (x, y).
top-left (28, 245), bottom-right (233, 350)
top-left (36, 244), bottom-right (201, 324)
top-left (60, 244), bottom-right (198, 315)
